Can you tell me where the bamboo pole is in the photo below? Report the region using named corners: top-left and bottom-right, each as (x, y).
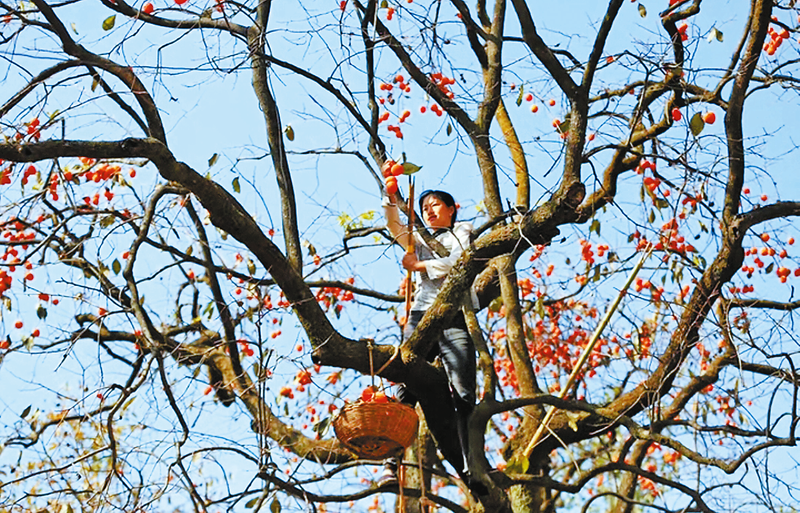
top-left (520, 247), bottom-right (652, 462)
top-left (404, 179), bottom-right (415, 326)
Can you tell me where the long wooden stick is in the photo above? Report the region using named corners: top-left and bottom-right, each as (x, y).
top-left (404, 179), bottom-right (415, 326)
top-left (521, 247), bottom-right (652, 461)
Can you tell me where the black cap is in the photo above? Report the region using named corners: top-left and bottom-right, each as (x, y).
top-left (418, 190), bottom-right (457, 225)
top-left (418, 189), bottom-right (456, 210)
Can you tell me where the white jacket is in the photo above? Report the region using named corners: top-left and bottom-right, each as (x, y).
top-left (411, 221), bottom-right (475, 311)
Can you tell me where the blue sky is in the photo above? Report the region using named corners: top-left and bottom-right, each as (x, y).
top-left (2, 0), bottom-right (800, 511)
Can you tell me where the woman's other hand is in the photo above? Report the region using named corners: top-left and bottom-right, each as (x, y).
top-left (402, 252), bottom-right (425, 272)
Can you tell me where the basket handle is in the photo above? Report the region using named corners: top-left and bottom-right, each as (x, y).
top-left (367, 339), bottom-right (375, 389)
top-left (366, 339), bottom-right (399, 393)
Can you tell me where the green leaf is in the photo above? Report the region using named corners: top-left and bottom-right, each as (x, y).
top-left (488, 296), bottom-right (503, 313)
top-left (102, 15), bottom-right (116, 31)
top-left (565, 411), bottom-right (581, 431)
top-left (689, 112), bottom-right (705, 136)
top-left (637, 3), bottom-right (646, 17)
top-left (765, 262), bottom-right (774, 274)
top-left (516, 84), bottom-right (524, 107)
top-left (402, 162), bottom-right (422, 174)
top-left (232, 177), bottom-right (241, 193)
top-left (20, 405), bottom-right (31, 419)
top-left (648, 210), bottom-right (656, 224)
top-left (505, 455), bottom-right (529, 474)
top-left (36, 305), bottom-right (47, 320)
top-left (91, 76), bottom-right (100, 92)
top-left (24, 336), bottom-right (35, 351)
top-left (337, 212), bottom-right (353, 229)
top-left (313, 416), bottom-right (331, 436)
top-left (100, 215), bottom-right (115, 228)
top-left (302, 240), bottom-right (317, 256)
top-left (707, 27), bottom-right (723, 43)
top-left (112, 259), bottom-right (121, 275)
top-left (654, 198), bottom-right (669, 210)
top-left (270, 498), bottom-right (282, 513)
top-left (589, 218), bottom-right (601, 236)
top-left (208, 153), bottom-right (219, 167)
top-left (203, 301), bottom-right (214, 319)
top-left (693, 255), bottom-right (707, 269)
top-left (556, 117), bottom-right (571, 135)
top-left (245, 497), bottom-right (259, 509)
top-left (535, 295), bottom-right (545, 319)
top-left (122, 397), bottom-right (136, 411)
top-left (380, 0), bottom-right (388, 7)
top-left (284, 125), bottom-right (294, 141)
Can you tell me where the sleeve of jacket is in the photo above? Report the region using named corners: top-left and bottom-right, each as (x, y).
top-left (423, 222), bottom-right (473, 280)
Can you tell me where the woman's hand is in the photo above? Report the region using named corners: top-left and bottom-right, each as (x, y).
top-left (402, 252), bottom-right (425, 272)
top-left (381, 160), bottom-right (394, 178)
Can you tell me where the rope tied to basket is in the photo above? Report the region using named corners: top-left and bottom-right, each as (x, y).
top-left (366, 338), bottom-right (375, 388)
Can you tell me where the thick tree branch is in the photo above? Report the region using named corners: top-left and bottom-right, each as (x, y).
top-left (249, 7), bottom-right (303, 271)
top-left (722, 0), bottom-right (772, 224)
top-left (494, 98), bottom-right (529, 209)
top-left (509, 0), bottom-right (579, 101)
top-left (737, 201), bottom-right (800, 233)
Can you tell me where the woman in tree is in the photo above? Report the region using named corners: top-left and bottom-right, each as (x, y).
top-left (380, 165), bottom-right (479, 490)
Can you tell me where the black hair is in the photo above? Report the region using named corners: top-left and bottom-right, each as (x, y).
top-left (418, 189), bottom-right (457, 226)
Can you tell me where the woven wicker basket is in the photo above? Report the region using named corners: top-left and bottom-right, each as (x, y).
top-left (333, 401), bottom-right (419, 459)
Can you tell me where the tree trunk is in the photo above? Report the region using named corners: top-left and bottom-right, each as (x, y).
top-left (396, 413), bottom-right (436, 513)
